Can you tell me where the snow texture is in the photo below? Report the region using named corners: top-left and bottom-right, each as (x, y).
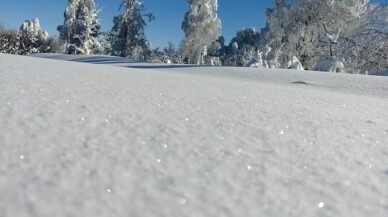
top-left (1, 53), bottom-right (388, 217)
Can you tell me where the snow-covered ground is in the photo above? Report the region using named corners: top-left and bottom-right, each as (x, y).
top-left (1, 53), bottom-right (388, 217)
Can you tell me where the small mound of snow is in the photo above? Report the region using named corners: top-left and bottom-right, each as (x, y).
top-left (314, 56), bottom-right (345, 73)
top-left (248, 58), bottom-right (263, 68)
top-left (286, 56), bottom-right (304, 70)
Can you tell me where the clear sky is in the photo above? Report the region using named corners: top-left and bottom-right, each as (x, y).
top-left (0, 0), bottom-right (387, 48)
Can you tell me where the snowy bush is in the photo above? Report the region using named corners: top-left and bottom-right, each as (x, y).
top-left (149, 43), bottom-right (183, 64)
top-left (314, 56), bottom-right (346, 73)
top-left (46, 37), bottom-right (67, 54)
top-left (163, 42), bottom-right (183, 64)
top-left (149, 48), bottom-right (164, 63)
top-left (248, 57), bottom-right (263, 68)
top-left (284, 56), bottom-right (304, 70)
top-left (91, 33), bottom-right (112, 55)
top-left (0, 28), bottom-right (20, 54)
top-left (67, 44), bottom-right (84, 55)
top-left (19, 18), bottom-right (50, 54)
top-left (205, 56), bottom-right (221, 66)
top-left (0, 18), bottom-right (50, 55)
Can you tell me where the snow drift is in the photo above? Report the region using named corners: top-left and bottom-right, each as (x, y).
top-left (1, 53), bottom-right (388, 217)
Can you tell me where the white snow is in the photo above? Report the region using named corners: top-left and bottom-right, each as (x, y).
top-left (286, 55), bottom-right (304, 70)
top-left (314, 56), bottom-right (346, 73)
top-left (1, 53), bottom-right (388, 217)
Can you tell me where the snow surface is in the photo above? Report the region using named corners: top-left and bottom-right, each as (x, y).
top-left (1, 53), bottom-right (388, 217)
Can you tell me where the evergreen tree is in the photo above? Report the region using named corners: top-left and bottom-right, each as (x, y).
top-left (182, 0), bottom-right (221, 64)
top-left (110, 0), bottom-right (154, 60)
top-left (57, 0), bottom-right (100, 54)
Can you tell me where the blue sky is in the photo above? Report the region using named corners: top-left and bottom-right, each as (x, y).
top-left (0, 0), bottom-right (387, 48)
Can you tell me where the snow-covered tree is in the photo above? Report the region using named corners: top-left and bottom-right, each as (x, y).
top-left (110, 0), bottom-right (154, 60)
top-left (92, 32), bottom-right (113, 55)
top-left (46, 37), bottom-right (68, 54)
top-left (181, 0), bottom-right (221, 64)
top-left (0, 19), bottom-right (50, 55)
top-left (221, 28), bottom-right (263, 67)
top-left (313, 0), bottom-right (369, 73)
top-left (58, 0), bottom-right (100, 54)
top-left (0, 27), bottom-right (20, 54)
top-left (20, 18), bottom-right (49, 41)
top-left (76, 3), bottom-right (100, 54)
top-left (313, 56), bottom-right (346, 73)
top-left (337, 3), bottom-right (388, 74)
top-left (19, 18), bottom-right (49, 54)
top-left (261, 0), bottom-right (370, 71)
top-left (149, 42), bottom-right (186, 64)
top-left (207, 36), bottom-right (225, 57)
top-left (163, 42), bottom-right (183, 63)
top-left (204, 36), bottom-right (224, 66)
top-left (260, 0), bottom-right (291, 68)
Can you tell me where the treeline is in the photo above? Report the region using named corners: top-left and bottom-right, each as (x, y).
top-left (1, 0), bottom-right (388, 74)
top-left (0, 18), bottom-right (53, 55)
